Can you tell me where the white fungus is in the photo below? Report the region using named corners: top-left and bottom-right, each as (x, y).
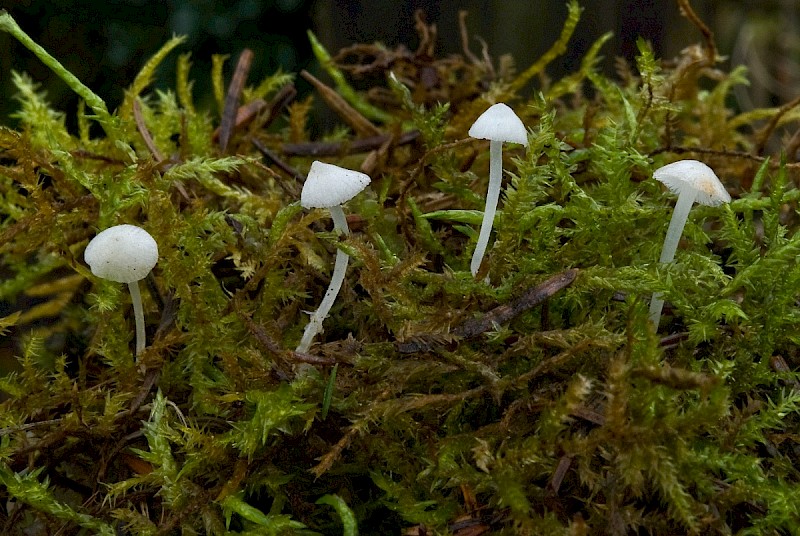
top-left (85, 224), bottom-right (158, 356)
top-left (296, 161), bottom-right (371, 353)
top-left (649, 160), bottom-right (731, 328)
top-left (468, 103), bottom-right (528, 278)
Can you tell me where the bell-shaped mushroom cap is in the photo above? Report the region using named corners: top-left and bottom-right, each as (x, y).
top-left (301, 161), bottom-right (371, 209)
top-left (468, 103), bottom-right (528, 146)
top-left (85, 224), bottom-right (159, 283)
top-left (654, 159), bottom-right (731, 206)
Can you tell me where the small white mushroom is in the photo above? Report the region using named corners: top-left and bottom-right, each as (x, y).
top-left (468, 102), bottom-right (528, 277)
top-left (84, 224), bottom-right (159, 356)
top-left (296, 161), bottom-right (371, 353)
top-left (649, 160), bottom-right (731, 328)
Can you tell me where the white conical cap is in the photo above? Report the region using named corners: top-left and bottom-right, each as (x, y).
top-left (300, 161), bottom-right (371, 209)
top-left (84, 224), bottom-right (159, 283)
top-left (468, 103), bottom-right (528, 146)
top-left (654, 160), bottom-right (731, 206)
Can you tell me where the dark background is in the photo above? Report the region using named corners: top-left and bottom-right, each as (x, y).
top-left (0, 0), bottom-right (797, 126)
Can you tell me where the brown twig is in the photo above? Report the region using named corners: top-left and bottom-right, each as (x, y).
top-left (454, 269), bottom-right (579, 338)
top-left (458, 11), bottom-right (481, 66)
top-left (360, 131), bottom-right (393, 175)
top-left (282, 130), bottom-right (420, 157)
top-left (786, 127), bottom-right (800, 162)
top-left (212, 98), bottom-right (266, 143)
top-left (649, 144), bottom-right (800, 168)
top-left (301, 69), bottom-right (382, 137)
top-left (219, 49), bottom-right (254, 152)
top-left (396, 136), bottom-right (477, 243)
top-left (251, 137), bottom-right (305, 198)
top-left (677, 0), bottom-right (718, 65)
top-left (311, 389), bottom-right (392, 477)
top-left (238, 306), bottom-right (338, 370)
top-left (133, 98), bottom-right (164, 163)
top-left (548, 455), bottom-right (574, 494)
top-left (413, 10), bottom-right (436, 58)
top-left (212, 84), bottom-right (298, 143)
top-left (263, 83), bottom-right (297, 129)
top-left (754, 93), bottom-right (800, 156)
top-left (397, 268), bottom-right (579, 353)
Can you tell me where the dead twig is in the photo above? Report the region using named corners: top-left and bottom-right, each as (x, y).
top-left (133, 98), bottom-right (164, 163)
top-left (212, 98), bottom-right (266, 143)
top-left (301, 69), bottom-right (382, 137)
top-left (251, 137), bottom-right (305, 198)
top-left (213, 84), bottom-right (298, 143)
top-left (282, 130), bottom-right (419, 157)
top-left (219, 49), bottom-right (254, 152)
top-left (397, 268), bottom-right (579, 353)
top-left (454, 269), bottom-right (579, 339)
top-left (754, 93), bottom-right (800, 156)
top-left (458, 11), bottom-right (481, 66)
top-left (263, 83), bottom-right (297, 129)
top-left (649, 144), bottom-right (800, 169)
top-left (677, 0), bottom-right (718, 65)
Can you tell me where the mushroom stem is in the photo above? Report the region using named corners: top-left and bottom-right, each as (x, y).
top-left (649, 189), bottom-right (697, 327)
top-left (128, 281), bottom-right (146, 356)
top-left (470, 139), bottom-right (503, 276)
top-left (296, 205), bottom-right (350, 353)
top-left (329, 205), bottom-right (350, 237)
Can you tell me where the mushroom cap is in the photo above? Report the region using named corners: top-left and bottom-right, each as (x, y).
top-left (84, 224), bottom-right (159, 283)
top-left (300, 161), bottom-right (371, 209)
top-left (468, 103), bottom-right (529, 146)
top-left (654, 159), bottom-right (731, 206)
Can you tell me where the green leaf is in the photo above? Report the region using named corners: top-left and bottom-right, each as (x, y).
top-left (421, 209), bottom-right (484, 225)
top-left (316, 494), bottom-right (358, 536)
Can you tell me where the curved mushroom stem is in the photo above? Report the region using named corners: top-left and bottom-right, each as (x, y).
top-left (296, 205), bottom-right (350, 353)
top-left (649, 189), bottom-right (697, 327)
top-left (128, 280), bottom-right (146, 357)
top-left (470, 139), bottom-right (503, 277)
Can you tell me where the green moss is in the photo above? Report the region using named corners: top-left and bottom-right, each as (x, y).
top-left (1, 4), bottom-right (800, 535)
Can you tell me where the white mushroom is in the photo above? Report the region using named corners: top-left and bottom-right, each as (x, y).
top-left (468, 102), bottom-right (528, 277)
top-left (84, 224), bottom-right (159, 356)
top-left (296, 161), bottom-right (371, 353)
top-left (649, 160), bottom-right (731, 328)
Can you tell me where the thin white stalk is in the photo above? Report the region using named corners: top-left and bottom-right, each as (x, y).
top-left (471, 140), bottom-right (503, 276)
top-left (649, 190), bottom-right (697, 327)
top-left (128, 280), bottom-right (146, 356)
top-left (329, 205), bottom-right (350, 238)
top-left (296, 205), bottom-right (350, 353)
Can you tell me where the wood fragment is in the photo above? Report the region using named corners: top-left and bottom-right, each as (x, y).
top-left (453, 269), bottom-right (579, 339)
top-left (786, 127), bottom-right (800, 162)
top-left (252, 137), bottom-right (304, 198)
top-left (211, 84), bottom-right (297, 143)
top-left (458, 11), bottom-right (481, 66)
top-left (571, 404), bottom-right (606, 425)
top-left (219, 48), bottom-right (254, 152)
top-left (677, 0), bottom-right (718, 65)
top-left (548, 455), bottom-right (574, 494)
top-left (282, 130), bottom-right (419, 157)
top-left (301, 69), bottom-right (382, 137)
top-left (212, 98), bottom-right (267, 143)
top-left (397, 269), bottom-right (579, 353)
top-left (359, 134), bottom-right (391, 175)
top-left (413, 10), bottom-right (436, 58)
top-left (238, 308), bottom-right (337, 368)
top-left (133, 98), bottom-right (164, 162)
top-left (262, 83), bottom-right (297, 129)
top-left (754, 93), bottom-right (800, 156)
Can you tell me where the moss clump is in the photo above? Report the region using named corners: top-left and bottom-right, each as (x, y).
top-left (1, 2), bottom-right (800, 534)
